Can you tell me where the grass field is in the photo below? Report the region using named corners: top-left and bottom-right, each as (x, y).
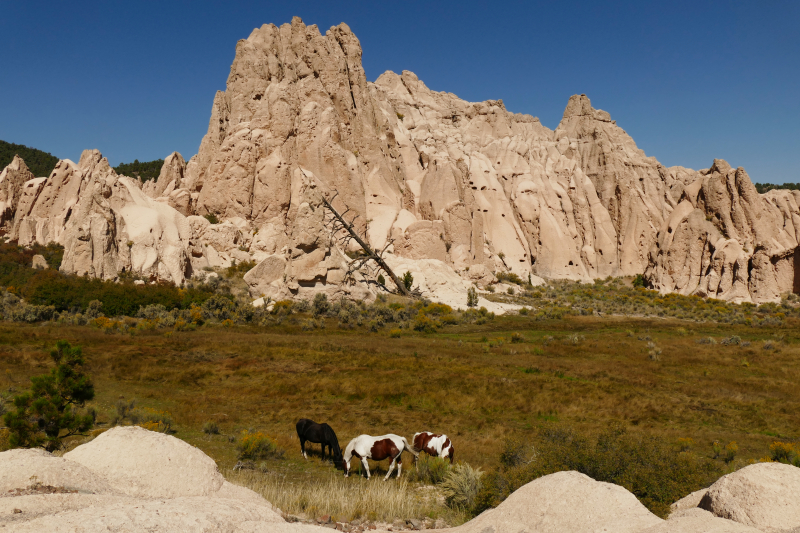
top-left (1, 313), bottom-right (799, 522)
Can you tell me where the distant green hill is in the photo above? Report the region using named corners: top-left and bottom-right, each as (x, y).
top-left (113, 159), bottom-right (164, 181)
top-left (756, 182), bottom-right (800, 194)
top-left (0, 140), bottom-right (60, 177)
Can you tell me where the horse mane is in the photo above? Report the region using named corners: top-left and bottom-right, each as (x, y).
top-left (322, 423), bottom-right (342, 459)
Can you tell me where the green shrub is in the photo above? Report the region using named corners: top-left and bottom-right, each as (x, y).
top-left (203, 213), bottom-right (219, 224)
top-left (496, 272), bottom-right (523, 285)
top-left (19, 269), bottom-right (214, 316)
top-left (203, 421), bottom-right (220, 435)
top-left (201, 294), bottom-right (237, 321)
top-left (226, 260), bottom-right (256, 278)
top-left (312, 293), bottom-right (330, 317)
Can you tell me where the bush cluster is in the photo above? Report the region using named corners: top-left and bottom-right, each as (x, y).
top-left (473, 424), bottom-right (720, 518)
top-left (509, 278), bottom-right (796, 326)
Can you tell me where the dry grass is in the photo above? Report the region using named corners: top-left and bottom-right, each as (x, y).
top-left (225, 469), bottom-right (465, 524)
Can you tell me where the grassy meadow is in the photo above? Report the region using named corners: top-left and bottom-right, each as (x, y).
top-left (1, 308), bottom-right (799, 522)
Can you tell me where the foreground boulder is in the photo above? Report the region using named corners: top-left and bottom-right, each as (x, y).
top-left (63, 425), bottom-right (226, 498)
top-left (646, 508), bottom-right (764, 532)
top-left (0, 447), bottom-right (116, 495)
top-left (698, 462), bottom-right (800, 532)
top-left (442, 471), bottom-right (663, 533)
top-left (0, 426), bottom-right (285, 532)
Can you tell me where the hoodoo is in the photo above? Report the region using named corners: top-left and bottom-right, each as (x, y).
top-left (2, 16), bottom-right (798, 304)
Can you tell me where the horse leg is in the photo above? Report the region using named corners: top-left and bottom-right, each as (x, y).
top-left (397, 457), bottom-right (403, 478)
top-left (361, 457), bottom-right (371, 479)
top-left (384, 458), bottom-right (396, 481)
top-left (300, 439), bottom-right (307, 459)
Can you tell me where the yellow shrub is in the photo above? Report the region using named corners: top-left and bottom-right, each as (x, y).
top-left (770, 441), bottom-right (797, 463)
top-left (237, 430), bottom-right (281, 460)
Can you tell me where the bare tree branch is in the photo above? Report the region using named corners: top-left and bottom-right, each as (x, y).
top-left (318, 194), bottom-right (413, 297)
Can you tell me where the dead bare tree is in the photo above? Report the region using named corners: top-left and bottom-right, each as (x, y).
top-left (319, 193), bottom-right (416, 298)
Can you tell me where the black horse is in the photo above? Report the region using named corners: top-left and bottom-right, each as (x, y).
top-left (296, 418), bottom-right (342, 463)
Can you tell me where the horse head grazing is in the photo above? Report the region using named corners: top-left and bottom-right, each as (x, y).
top-left (322, 424), bottom-right (343, 463)
top-left (342, 437), bottom-right (357, 477)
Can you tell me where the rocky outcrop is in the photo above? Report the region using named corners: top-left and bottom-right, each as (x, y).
top-left (645, 160), bottom-right (800, 303)
top-left (1, 16), bottom-right (798, 304)
top-left (0, 155), bottom-right (35, 228)
top-left (5, 149), bottom-right (192, 284)
top-left (143, 151), bottom-right (193, 215)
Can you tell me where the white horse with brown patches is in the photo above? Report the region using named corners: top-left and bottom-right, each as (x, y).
top-left (413, 432), bottom-right (454, 464)
top-left (343, 434), bottom-right (419, 480)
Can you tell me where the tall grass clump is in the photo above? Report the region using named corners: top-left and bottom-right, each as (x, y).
top-left (409, 455), bottom-right (450, 484)
top-left (441, 463), bottom-right (483, 510)
top-left (224, 471), bottom-right (459, 523)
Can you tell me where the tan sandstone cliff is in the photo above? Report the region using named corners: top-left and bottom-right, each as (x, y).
top-left (2, 16), bottom-right (797, 304)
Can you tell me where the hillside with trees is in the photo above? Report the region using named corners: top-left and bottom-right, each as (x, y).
top-left (113, 158), bottom-right (164, 181)
top-left (0, 140), bottom-right (60, 177)
top-left (755, 182), bottom-right (800, 193)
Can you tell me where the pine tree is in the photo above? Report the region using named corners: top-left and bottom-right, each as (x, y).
top-left (3, 341), bottom-right (95, 451)
top-left (467, 286), bottom-right (479, 308)
top-left (402, 271), bottom-right (414, 291)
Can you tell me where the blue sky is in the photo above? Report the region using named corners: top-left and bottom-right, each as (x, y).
top-left (1, 1), bottom-right (798, 182)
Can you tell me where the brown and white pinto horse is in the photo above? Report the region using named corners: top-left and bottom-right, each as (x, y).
top-left (343, 434), bottom-right (419, 480)
top-left (412, 432), bottom-right (454, 464)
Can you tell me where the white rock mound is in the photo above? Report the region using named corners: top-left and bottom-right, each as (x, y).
top-left (0, 447), bottom-right (116, 495)
top-left (440, 470), bottom-right (663, 533)
top-left (63, 425), bottom-right (226, 498)
top-left (0, 426), bottom-right (285, 532)
top-left (645, 507), bottom-right (764, 532)
top-left (697, 462), bottom-right (800, 532)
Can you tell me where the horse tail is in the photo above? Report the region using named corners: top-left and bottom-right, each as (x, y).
top-left (401, 437), bottom-right (420, 457)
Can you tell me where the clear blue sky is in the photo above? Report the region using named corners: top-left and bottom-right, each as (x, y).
top-left (1, 1), bottom-right (798, 182)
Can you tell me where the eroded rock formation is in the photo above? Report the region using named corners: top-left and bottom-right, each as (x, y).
top-left (644, 159), bottom-right (800, 303)
top-left (1, 16), bottom-right (798, 304)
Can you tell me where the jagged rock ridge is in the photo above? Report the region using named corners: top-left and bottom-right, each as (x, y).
top-left (1, 16), bottom-right (798, 304)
